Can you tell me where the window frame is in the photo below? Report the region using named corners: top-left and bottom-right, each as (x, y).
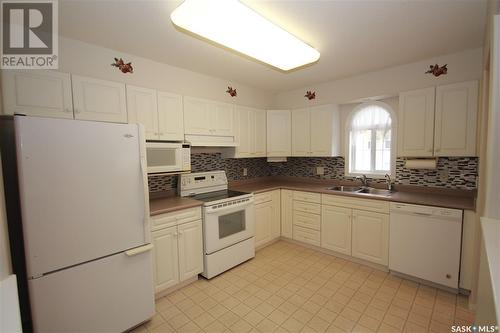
top-left (345, 101), bottom-right (397, 179)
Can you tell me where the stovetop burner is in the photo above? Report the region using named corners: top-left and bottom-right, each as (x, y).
top-left (188, 190), bottom-right (250, 203)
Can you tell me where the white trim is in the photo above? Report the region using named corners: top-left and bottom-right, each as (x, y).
top-left (345, 101), bottom-right (397, 178)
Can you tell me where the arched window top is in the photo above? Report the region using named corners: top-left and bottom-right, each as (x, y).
top-left (347, 102), bottom-right (395, 177)
top-left (351, 104), bottom-right (392, 131)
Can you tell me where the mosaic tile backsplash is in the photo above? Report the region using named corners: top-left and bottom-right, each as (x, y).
top-left (148, 153), bottom-right (478, 193)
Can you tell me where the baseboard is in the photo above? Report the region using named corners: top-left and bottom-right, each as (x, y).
top-left (278, 237), bottom-right (389, 272)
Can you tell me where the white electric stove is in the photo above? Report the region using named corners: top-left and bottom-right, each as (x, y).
top-left (179, 171), bottom-right (255, 278)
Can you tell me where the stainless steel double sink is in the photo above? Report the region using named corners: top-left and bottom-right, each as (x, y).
top-left (326, 185), bottom-right (394, 197)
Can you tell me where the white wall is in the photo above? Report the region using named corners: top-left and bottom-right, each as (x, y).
top-left (58, 37), bottom-right (274, 109)
top-left (273, 48), bottom-right (483, 108)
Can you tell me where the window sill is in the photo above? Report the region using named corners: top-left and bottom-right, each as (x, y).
top-left (345, 172), bottom-right (392, 179)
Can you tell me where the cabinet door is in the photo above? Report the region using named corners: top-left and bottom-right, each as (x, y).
top-left (177, 220), bottom-right (204, 281)
top-left (291, 108), bottom-right (311, 156)
top-left (321, 205), bottom-right (351, 255)
top-left (434, 81), bottom-right (478, 156)
top-left (255, 201), bottom-right (273, 247)
top-left (398, 87), bottom-right (436, 157)
top-left (281, 190), bottom-right (293, 238)
top-left (2, 70), bottom-right (73, 118)
top-left (234, 106), bottom-right (252, 157)
top-left (158, 91), bottom-right (184, 141)
top-left (351, 210), bottom-right (389, 266)
top-left (254, 109), bottom-right (267, 157)
top-left (126, 85), bottom-right (158, 140)
top-left (212, 102), bottom-right (234, 136)
top-left (72, 75), bottom-right (127, 123)
top-left (267, 110), bottom-right (291, 157)
top-left (151, 227), bottom-right (179, 293)
top-left (183, 97), bottom-right (211, 135)
top-left (271, 190), bottom-right (281, 239)
top-left (310, 104), bottom-right (340, 156)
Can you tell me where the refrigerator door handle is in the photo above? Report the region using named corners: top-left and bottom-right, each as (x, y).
top-left (125, 244), bottom-right (153, 257)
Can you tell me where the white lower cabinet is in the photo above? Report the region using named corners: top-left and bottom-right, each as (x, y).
top-left (321, 205), bottom-right (351, 255)
top-left (351, 209), bottom-right (389, 266)
top-left (254, 190), bottom-right (280, 248)
top-left (152, 227), bottom-right (179, 292)
top-left (177, 220), bottom-right (204, 281)
top-left (280, 190), bottom-right (293, 238)
top-left (150, 208), bottom-right (203, 295)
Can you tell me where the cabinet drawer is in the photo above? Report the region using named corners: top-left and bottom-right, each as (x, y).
top-left (293, 225), bottom-right (320, 246)
top-left (321, 194), bottom-right (390, 214)
top-left (293, 201), bottom-right (320, 215)
top-left (151, 207), bottom-right (202, 231)
top-left (254, 191), bottom-right (273, 205)
top-left (293, 191), bottom-right (321, 204)
top-left (293, 211), bottom-right (320, 231)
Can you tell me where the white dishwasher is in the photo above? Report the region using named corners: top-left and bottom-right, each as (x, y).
top-left (389, 202), bottom-right (463, 289)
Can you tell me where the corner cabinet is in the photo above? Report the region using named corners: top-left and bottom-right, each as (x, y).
top-left (72, 75), bottom-right (127, 123)
top-left (2, 70), bottom-right (74, 118)
top-left (127, 85), bottom-right (184, 141)
top-left (291, 104), bottom-right (340, 157)
top-left (254, 190), bottom-right (280, 248)
top-left (267, 110), bottom-right (291, 157)
top-left (398, 81), bottom-right (478, 157)
top-left (183, 96), bottom-right (235, 146)
top-left (233, 106), bottom-right (267, 158)
top-left (280, 189), bottom-right (293, 238)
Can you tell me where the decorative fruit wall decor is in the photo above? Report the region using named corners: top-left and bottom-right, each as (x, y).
top-left (226, 86), bottom-right (237, 97)
top-left (304, 91), bottom-right (316, 100)
top-left (425, 64), bottom-right (447, 77)
top-left (111, 58), bottom-right (134, 74)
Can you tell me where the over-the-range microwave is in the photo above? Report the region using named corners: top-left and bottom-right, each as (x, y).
top-left (145, 142), bottom-right (191, 174)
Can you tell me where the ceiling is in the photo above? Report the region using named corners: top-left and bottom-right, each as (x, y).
top-left (59, 0), bottom-right (487, 93)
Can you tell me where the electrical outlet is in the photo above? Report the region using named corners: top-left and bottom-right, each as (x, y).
top-left (316, 167), bottom-right (324, 175)
top-left (243, 168), bottom-right (248, 176)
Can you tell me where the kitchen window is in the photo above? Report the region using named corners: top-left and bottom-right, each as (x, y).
top-left (346, 102), bottom-right (395, 177)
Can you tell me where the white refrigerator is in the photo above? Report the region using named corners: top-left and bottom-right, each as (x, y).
top-left (14, 116), bottom-right (154, 332)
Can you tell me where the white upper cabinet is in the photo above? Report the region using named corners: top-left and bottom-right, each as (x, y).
top-left (267, 110), bottom-right (291, 157)
top-left (127, 87), bottom-right (184, 141)
top-left (291, 104), bottom-right (340, 157)
top-left (254, 109), bottom-right (267, 156)
top-left (183, 96), bottom-right (211, 135)
top-left (291, 108), bottom-right (311, 156)
top-left (310, 104), bottom-right (340, 156)
top-left (434, 81), bottom-right (478, 156)
top-left (183, 96), bottom-right (235, 146)
top-left (398, 81), bottom-right (478, 157)
top-left (234, 106), bottom-right (267, 158)
top-left (212, 102), bottom-right (234, 136)
top-left (157, 91), bottom-right (184, 141)
top-left (72, 75), bottom-right (127, 123)
top-left (2, 70), bottom-right (73, 119)
top-left (398, 87), bottom-right (436, 157)
top-left (126, 86), bottom-right (158, 140)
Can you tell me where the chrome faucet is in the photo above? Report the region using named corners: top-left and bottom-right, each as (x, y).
top-left (356, 175), bottom-right (368, 187)
top-left (385, 174), bottom-right (392, 191)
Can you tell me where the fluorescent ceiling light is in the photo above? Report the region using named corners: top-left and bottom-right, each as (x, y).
top-left (170, 0), bottom-right (320, 71)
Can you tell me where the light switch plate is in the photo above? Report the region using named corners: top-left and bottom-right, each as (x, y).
top-left (316, 167), bottom-right (324, 175)
top-left (243, 168), bottom-right (248, 176)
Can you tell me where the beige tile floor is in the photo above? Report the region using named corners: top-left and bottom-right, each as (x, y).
top-left (132, 241), bottom-right (475, 333)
